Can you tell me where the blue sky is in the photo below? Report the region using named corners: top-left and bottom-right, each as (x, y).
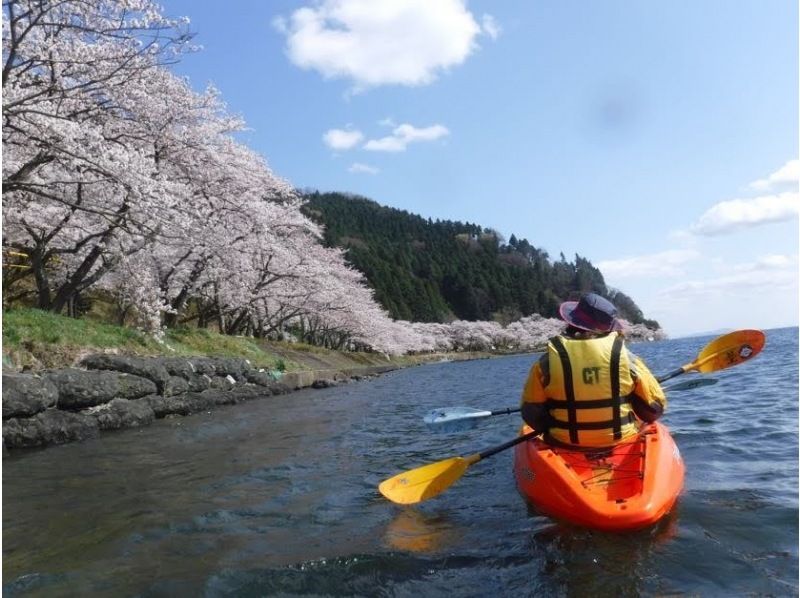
top-left (160, 0), bottom-right (798, 337)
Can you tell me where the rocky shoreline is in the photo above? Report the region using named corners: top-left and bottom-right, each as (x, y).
top-left (2, 354), bottom-right (398, 452)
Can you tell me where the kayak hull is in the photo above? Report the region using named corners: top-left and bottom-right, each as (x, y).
top-left (513, 422), bottom-right (684, 532)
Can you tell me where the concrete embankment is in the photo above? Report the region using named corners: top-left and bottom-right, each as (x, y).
top-left (2, 350), bottom-right (492, 452)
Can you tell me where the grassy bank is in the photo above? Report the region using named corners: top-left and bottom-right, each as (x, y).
top-left (2, 308), bottom-right (488, 373)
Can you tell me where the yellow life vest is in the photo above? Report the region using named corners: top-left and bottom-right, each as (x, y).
top-left (545, 332), bottom-right (638, 447)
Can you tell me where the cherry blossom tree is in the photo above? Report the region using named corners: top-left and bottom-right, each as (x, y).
top-left (3, 0), bottom-right (194, 313)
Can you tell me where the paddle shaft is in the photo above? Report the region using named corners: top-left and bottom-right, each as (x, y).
top-left (476, 430), bottom-right (539, 461)
top-left (658, 352), bottom-right (733, 383)
top-left (658, 368), bottom-right (690, 384)
top-left (429, 370), bottom-right (717, 429)
top-left (490, 407), bottom-right (520, 416)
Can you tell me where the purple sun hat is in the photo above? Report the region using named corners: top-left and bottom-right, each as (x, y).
top-left (558, 293), bottom-right (621, 333)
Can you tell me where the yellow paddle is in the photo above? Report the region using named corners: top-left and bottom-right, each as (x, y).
top-left (378, 328), bottom-right (766, 505)
top-left (656, 329), bottom-right (765, 381)
top-left (378, 432), bottom-right (539, 505)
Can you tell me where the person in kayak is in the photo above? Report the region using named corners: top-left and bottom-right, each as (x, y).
top-left (520, 293), bottom-right (666, 447)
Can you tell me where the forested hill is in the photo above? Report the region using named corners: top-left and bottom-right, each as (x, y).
top-left (302, 192), bottom-right (659, 329)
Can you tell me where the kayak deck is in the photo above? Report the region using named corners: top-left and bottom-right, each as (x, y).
top-left (513, 422), bottom-right (684, 531)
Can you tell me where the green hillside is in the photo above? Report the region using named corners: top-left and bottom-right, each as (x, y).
top-left (302, 192), bottom-right (659, 328)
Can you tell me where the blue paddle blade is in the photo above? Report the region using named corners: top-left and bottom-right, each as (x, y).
top-left (423, 407), bottom-right (494, 433)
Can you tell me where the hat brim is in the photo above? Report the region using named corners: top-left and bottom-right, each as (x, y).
top-left (559, 301), bottom-right (620, 333)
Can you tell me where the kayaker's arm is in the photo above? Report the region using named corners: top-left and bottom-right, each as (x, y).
top-left (521, 402), bottom-right (550, 430)
top-left (629, 353), bottom-right (667, 422)
top-left (520, 357), bottom-right (551, 431)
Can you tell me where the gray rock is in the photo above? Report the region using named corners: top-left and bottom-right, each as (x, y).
top-left (2, 373), bottom-right (58, 419)
top-left (311, 378), bottom-right (338, 389)
top-left (80, 354), bottom-right (170, 393)
top-left (142, 387), bottom-right (269, 418)
top-left (209, 375), bottom-right (235, 391)
top-left (45, 369), bottom-right (156, 409)
top-left (139, 395), bottom-right (172, 419)
top-left (264, 381), bottom-right (292, 396)
top-left (162, 375), bottom-right (190, 397)
top-left (116, 372), bottom-right (159, 399)
top-left (141, 392), bottom-right (217, 418)
top-left (208, 357), bottom-right (252, 381)
top-left (244, 369), bottom-right (279, 386)
top-left (3, 409), bottom-right (99, 449)
top-left (87, 398), bottom-right (155, 431)
top-left (185, 373), bottom-right (212, 392)
top-left (186, 358), bottom-right (217, 376)
top-left (222, 387), bottom-right (266, 403)
top-left (155, 357), bottom-right (196, 379)
top-left (205, 390), bottom-right (243, 406)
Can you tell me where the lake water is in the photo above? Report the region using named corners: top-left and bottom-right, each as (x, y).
top-left (3, 327), bottom-right (798, 596)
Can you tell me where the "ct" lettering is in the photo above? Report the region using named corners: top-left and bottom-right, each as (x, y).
top-left (582, 367), bottom-right (601, 384)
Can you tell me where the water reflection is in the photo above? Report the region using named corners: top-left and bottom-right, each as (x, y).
top-left (383, 508), bottom-right (463, 553)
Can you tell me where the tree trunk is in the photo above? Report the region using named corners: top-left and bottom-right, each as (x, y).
top-left (31, 249), bottom-right (52, 310)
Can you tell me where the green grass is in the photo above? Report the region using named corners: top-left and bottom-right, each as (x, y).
top-left (164, 326), bottom-right (283, 366)
top-left (1, 307), bottom-right (491, 373)
top-left (1, 307), bottom-right (294, 371)
top-left (3, 307), bottom-right (156, 349)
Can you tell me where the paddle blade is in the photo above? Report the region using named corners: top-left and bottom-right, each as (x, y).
top-left (424, 407), bottom-right (493, 432)
top-left (693, 329), bottom-right (765, 373)
top-left (424, 407), bottom-right (493, 425)
top-left (379, 457), bottom-right (472, 505)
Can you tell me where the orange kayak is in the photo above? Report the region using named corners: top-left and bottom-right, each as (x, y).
top-left (513, 422), bottom-right (684, 531)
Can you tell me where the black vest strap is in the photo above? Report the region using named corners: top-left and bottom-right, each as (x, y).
top-left (610, 334), bottom-right (624, 440)
top-left (546, 396), bottom-right (632, 409)
top-left (549, 412), bottom-right (636, 430)
top-left (549, 334), bottom-right (628, 443)
top-left (550, 336), bottom-right (578, 443)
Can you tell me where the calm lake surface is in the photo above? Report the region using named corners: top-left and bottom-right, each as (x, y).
top-left (3, 327), bottom-right (798, 596)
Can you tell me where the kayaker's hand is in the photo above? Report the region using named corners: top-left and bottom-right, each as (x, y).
top-left (521, 402), bottom-right (550, 431)
top-left (631, 396), bottom-right (663, 423)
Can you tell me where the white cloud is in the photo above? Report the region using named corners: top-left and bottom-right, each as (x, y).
top-left (274, 0), bottom-right (495, 90)
top-left (348, 162), bottom-right (379, 174)
top-left (364, 123), bottom-right (450, 152)
top-left (598, 249), bottom-right (701, 280)
top-left (640, 253), bottom-right (799, 336)
top-left (658, 254), bottom-right (798, 296)
top-left (687, 191), bottom-right (799, 236)
top-left (363, 136), bottom-right (406, 152)
top-left (730, 253), bottom-right (798, 272)
top-left (749, 159), bottom-right (800, 191)
top-left (323, 128), bottom-right (364, 150)
top-left (659, 269), bottom-right (797, 297)
top-left (272, 15), bottom-right (288, 34)
top-left (481, 14), bottom-right (501, 40)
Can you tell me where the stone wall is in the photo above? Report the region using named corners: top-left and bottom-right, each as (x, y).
top-left (2, 355), bottom-right (398, 451)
